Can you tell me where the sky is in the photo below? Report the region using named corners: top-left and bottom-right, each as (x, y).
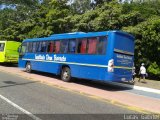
top-left (0, 4), bottom-right (16, 10)
top-left (0, 0), bottom-right (43, 10)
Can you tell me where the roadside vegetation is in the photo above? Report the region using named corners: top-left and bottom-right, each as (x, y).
top-left (0, 0), bottom-right (159, 79)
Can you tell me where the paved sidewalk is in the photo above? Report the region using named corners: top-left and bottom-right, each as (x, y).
top-left (0, 65), bottom-right (160, 114)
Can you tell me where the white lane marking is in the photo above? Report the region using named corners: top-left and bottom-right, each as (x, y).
top-left (0, 94), bottom-right (42, 120)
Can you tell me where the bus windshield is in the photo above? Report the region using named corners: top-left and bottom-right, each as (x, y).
top-left (0, 43), bottom-right (5, 52)
top-left (19, 43), bottom-right (27, 55)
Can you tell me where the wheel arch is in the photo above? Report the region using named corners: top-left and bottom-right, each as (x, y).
top-left (60, 64), bottom-right (72, 82)
top-left (61, 64), bottom-right (71, 71)
top-left (25, 61), bottom-right (31, 67)
top-left (60, 64), bottom-right (71, 75)
top-left (25, 61), bottom-right (32, 73)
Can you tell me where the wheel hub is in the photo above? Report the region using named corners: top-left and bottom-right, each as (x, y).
top-left (26, 64), bottom-right (31, 71)
top-left (63, 71), bottom-right (68, 79)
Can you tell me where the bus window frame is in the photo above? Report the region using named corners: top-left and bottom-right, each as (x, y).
top-left (22, 35), bottom-right (107, 55)
top-left (54, 40), bottom-right (61, 54)
top-left (32, 41), bottom-right (38, 53)
top-left (76, 37), bottom-right (88, 54)
top-left (47, 41), bottom-right (53, 53)
top-left (87, 37), bottom-right (98, 55)
top-left (36, 41), bottom-right (48, 53)
top-left (96, 36), bottom-right (108, 55)
top-left (60, 39), bottom-right (69, 54)
top-left (19, 42), bottom-right (27, 55)
top-left (28, 42), bottom-right (33, 53)
top-left (68, 39), bottom-right (76, 54)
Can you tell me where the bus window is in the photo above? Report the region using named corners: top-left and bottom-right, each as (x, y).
top-left (0, 43), bottom-right (5, 51)
top-left (97, 36), bottom-right (107, 54)
top-left (20, 43), bottom-right (27, 55)
top-left (37, 41), bottom-right (47, 53)
top-left (87, 37), bottom-right (97, 54)
top-left (68, 39), bottom-right (76, 53)
top-left (37, 42), bottom-right (42, 52)
top-left (26, 42), bottom-right (33, 53)
top-left (60, 40), bottom-right (69, 53)
top-left (55, 41), bottom-right (60, 53)
top-left (32, 42), bottom-right (37, 53)
top-left (41, 41), bottom-right (47, 52)
top-left (47, 41), bottom-right (54, 53)
top-left (25, 42), bottom-right (29, 53)
top-left (77, 38), bottom-right (87, 54)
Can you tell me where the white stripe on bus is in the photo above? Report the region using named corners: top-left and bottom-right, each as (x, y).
top-left (22, 58), bottom-right (132, 70)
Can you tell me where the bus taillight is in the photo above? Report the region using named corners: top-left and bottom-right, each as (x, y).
top-left (108, 59), bottom-right (114, 72)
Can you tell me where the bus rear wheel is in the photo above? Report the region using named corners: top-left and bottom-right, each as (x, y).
top-left (26, 62), bottom-right (32, 73)
top-left (61, 67), bottom-right (71, 82)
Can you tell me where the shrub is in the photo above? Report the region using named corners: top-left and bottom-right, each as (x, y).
top-left (147, 62), bottom-right (160, 79)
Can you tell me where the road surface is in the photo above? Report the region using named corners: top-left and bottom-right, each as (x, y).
top-left (0, 71), bottom-right (139, 120)
top-left (0, 64), bottom-right (160, 120)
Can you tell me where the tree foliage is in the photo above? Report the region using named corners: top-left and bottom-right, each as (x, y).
top-left (0, 0), bottom-right (160, 79)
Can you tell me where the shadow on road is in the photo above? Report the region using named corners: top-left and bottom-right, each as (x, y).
top-left (0, 81), bottom-right (39, 88)
top-left (29, 71), bottom-right (133, 92)
top-left (0, 63), bottom-right (134, 91)
top-left (0, 63), bottom-right (18, 67)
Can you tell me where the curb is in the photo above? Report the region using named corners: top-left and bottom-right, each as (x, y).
top-left (108, 82), bottom-right (160, 94)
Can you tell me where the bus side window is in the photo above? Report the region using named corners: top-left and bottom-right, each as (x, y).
top-left (68, 39), bottom-right (76, 53)
top-left (26, 42), bottom-right (33, 53)
top-left (29, 42), bottom-right (33, 53)
top-left (25, 42), bottom-right (29, 53)
top-left (41, 41), bottom-right (47, 52)
top-left (37, 41), bottom-right (47, 53)
top-left (97, 36), bottom-right (107, 54)
top-left (37, 42), bottom-right (42, 52)
top-left (47, 41), bottom-right (54, 53)
top-left (55, 41), bottom-right (60, 53)
top-left (87, 37), bottom-right (97, 54)
top-left (32, 42), bottom-right (37, 53)
top-left (77, 38), bottom-right (87, 54)
top-left (60, 40), bottom-right (69, 53)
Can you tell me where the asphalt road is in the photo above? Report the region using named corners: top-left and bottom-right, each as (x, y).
top-left (0, 71), bottom-right (140, 120)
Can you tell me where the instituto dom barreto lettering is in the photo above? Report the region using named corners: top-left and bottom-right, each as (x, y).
top-left (35, 54), bottom-right (66, 62)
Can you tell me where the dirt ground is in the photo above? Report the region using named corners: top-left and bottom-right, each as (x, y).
top-left (134, 78), bottom-right (160, 90)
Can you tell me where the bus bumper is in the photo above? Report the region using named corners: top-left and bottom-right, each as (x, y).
top-left (104, 73), bottom-right (132, 82)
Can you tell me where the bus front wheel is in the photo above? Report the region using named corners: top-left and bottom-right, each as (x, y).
top-left (26, 62), bottom-right (32, 73)
top-left (61, 67), bottom-right (71, 82)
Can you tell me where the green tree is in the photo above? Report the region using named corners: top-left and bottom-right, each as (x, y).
top-left (0, 0), bottom-right (160, 79)
top-left (70, 0), bottom-right (93, 14)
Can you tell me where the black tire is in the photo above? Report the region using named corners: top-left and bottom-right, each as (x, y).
top-left (61, 67), bottom-right (71, 82)
top-left (25, 62), bottom-right (32, 73)
top-left (128, 79), bottom-right (135, 85)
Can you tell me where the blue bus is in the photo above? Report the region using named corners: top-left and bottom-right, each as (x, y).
top-left (18, 31), bottom-right (134, 83)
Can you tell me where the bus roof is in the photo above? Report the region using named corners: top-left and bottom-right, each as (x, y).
top-left (50, 32), bottom-right (86, 37)
top-left (23, 31), bottom-right (134, 42)
top-left (0, 41), bottom-right (6, 43)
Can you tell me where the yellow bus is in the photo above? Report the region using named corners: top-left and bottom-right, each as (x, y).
top-left (0, 41), bottom-right (21, 63)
